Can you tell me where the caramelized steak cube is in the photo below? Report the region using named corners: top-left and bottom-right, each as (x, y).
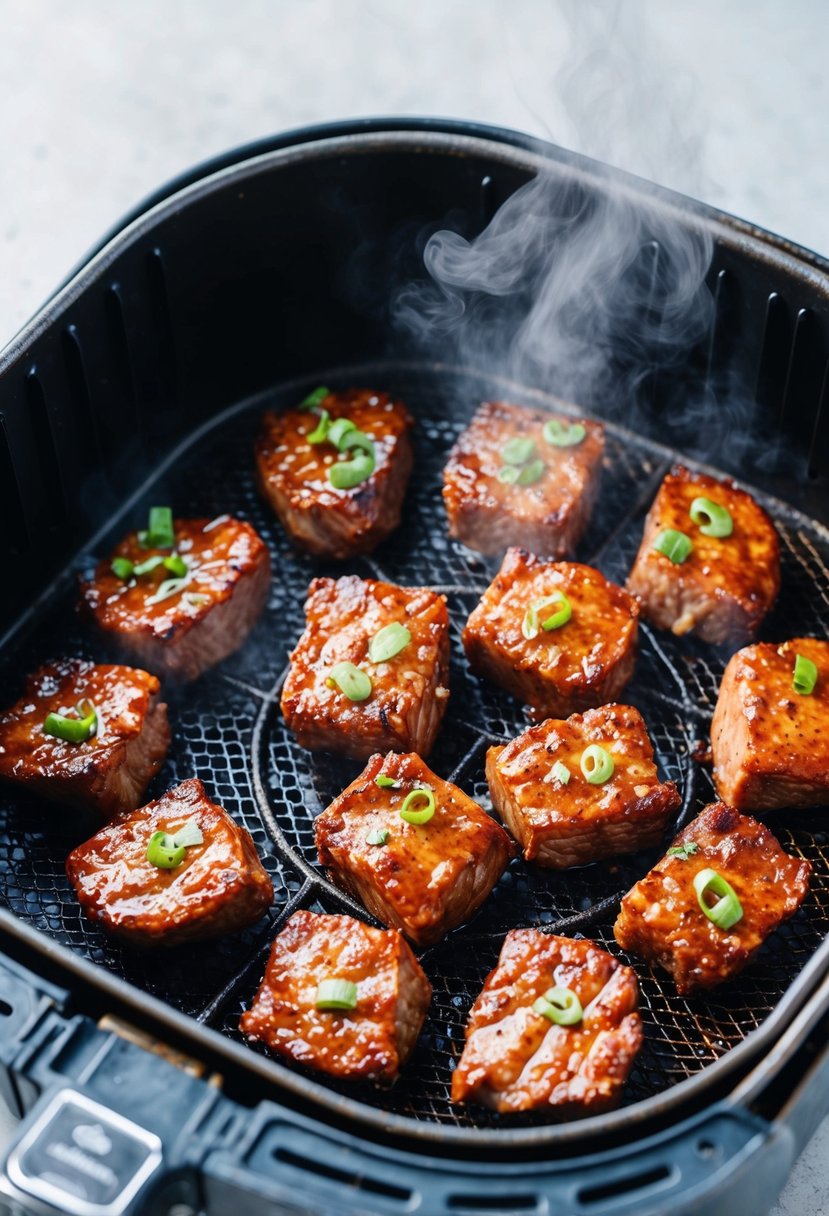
top-left (451, 930), bottom-right (643, 1116)
top-left (240, 910), bottom-right (431, 1084)
top-left (315, 752), bottom-right (513, 947)
top-left (81, 515), bottom-right (270, 681)
top-left (486, 704), bottom-right (680, 868)
top-left (625, 465), bottom-right (780, 644)
top-left (463, 549), bottom-right (639, 719)
top-left (614, 803), bottom-right (810, 995)
top-left (281, 576), bottom-right (450, 760)
top-left (442, 400), bottom-right (604, 557)
top-left (712, 637), bottom-right (829, 811)
top-left (256, 388), bottom-right (414, 558)
top-left (66, 778), bottom-right (273, 945)
top-left (0, 659), bottom-right (169, 819)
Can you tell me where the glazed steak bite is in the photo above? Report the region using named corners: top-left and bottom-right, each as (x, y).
top-left (462, 549), bottom-right (639, 719)
top-left (240, 910), bottom-right (431, 1084)
top-left (0, 659), bottom-right (169, 819)
top-left (625, 465), bottom-right (780, 644)
top-left (66, 778), bottom-right (273, 945)
top-left (281, 575), bottom-right (450, 761)
top-left (256, 387), bottom-right (414, 559)
top-left (314, 751), bottom-right (513, 947)
top-left (614, 803), bottom-right (811, 996)
top-left (486, 704), bottom-right (680, 868)
top-left (712, 637), bottom-right (829, 811)
top-left (81, 509), bottom-right (270, 681)
top-left (442, 400), bottom-right (604, 557)
top-left (451, 930), bottom-right (643, 1116)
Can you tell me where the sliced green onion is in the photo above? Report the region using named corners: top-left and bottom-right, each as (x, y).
top-left (552, 760), bottom-right (571, 786)
top-left (172, 818), bottom-right (204, 849)
top-left (690, 496), bottom-right (733, 538)
top-left (652, 528), bottom-right (693, 564)
top-left (133, 555), bottom-right (166, 577)
top-left (497, 465), bottom-right (521, 484)
top-left (532, 986), bottom-right (583, 1025)
top-left (163, 553), bottom-right (188, 578)
top-left (400, 788), bottom-right (436, 825)
top-left (146, 830), bottom-right (186, 870)
top-left (327, 417), bottom-right (357, 449)
top-left (299, 386), bottom-right (330, 410)
top-left (543, 418), bottom-right (586, 448)
top-left (368, 622), bottom-right (411, 663)
top-left (375, 774), bottom-right (398, 789)
top-left (111, 556), bottom-right (134, 581)
top-left (315, 978), bottom-right (358, 1010)
top-left (306, 409), bottom-right (331, 444)
top-left (793, 653), bottom-right (818, 696)
top-left (366, 829), bottom-right (389, 846)
top-left (138, 506), bottom-right (175, 550)
top-left (580, 744), bottom-right (615, 785)
top-left (340, 430), bottom-right (375, 456)
top-left (501, 436), bottom-right (537, 466)
top-left (667, 841), bottom-right (699, 861)
top-left (522, 592), bottom-right (572, 639)
top-left (693, 868), bottom-right (743, 930)
top-left (327, 661), bottom-right (372, 701)
top-left (516, 458), bottom-right (545, 486)
top-left (145, 576), bottom-right (189, 606)
top-left (328, 449), bottom-right (375, 489)
top-left (43, 699), bottom-right (97, 744)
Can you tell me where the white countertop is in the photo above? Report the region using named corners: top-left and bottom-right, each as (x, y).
top-left (1, 2), bottom-right (827, 1211)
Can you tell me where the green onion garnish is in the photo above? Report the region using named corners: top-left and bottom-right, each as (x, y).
top-left (306, 409), bottom-right (331, 444)
top-left (652, 528), bottom-right (693, 564)
top-left (366, 829), bottom-right (389, 846)
top-left (368, 622), bottom-right (411, 664)
top-left (145, 576), bottom-right (189, 606)
top-left (693, 868), bottom-right (743, 931)
top-left (667, 841), bottom-right (699, 861)
top-left (532, 986), bottom-right (583, 1025)
top-left (133, 555), bottom-right (166, 576)
top-left (497, 465), bottom-right (520, 484)
top-left (43, 699), bottom-right (97, 744)
top-left (375, 774), bottom-right (398, 789)
top-left (172, 818), bottom-right (204, 849)
top-left (299, 386), bottom-right (330, 410)
top-left (793, 653), bottom-right (818, 696)
top-left (111, 557), bottom-right (134, 580)
top-left (315, 978), bottom-right (358, 1010)
top-left (690, 496), bottom-right (733, 538)
top-left (162, 553), bottom-right (188, 578)
top-left (522, 592), bottom-right (572, 640)
top-left (400, 788), bottom-right (436, 825)
top-left (501, 437), bottom-right (537, 466)
top-left (543, 419), bottom-right (586, 448)
top-left (328, 448), bottom-right (375, 490)
top-left (515, 459), bottom-right (545, 485)
top-left (327, 417), bottom-right (357, 449)
top-left (138, 506), bottom-right (175, 550)
top-left (327, 661), bottom-right (372, 701)
top-left (580, 744), bottom-right (615, 785)
top-left (145, 818), bottom-right (204, 870)
top-left (552, 760), bottom-right (570, 785)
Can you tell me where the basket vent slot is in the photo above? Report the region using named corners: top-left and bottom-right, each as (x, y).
top-left (808, 361), bottom-right (829, 479)
top-left (272, 1146), bottom-right (412, 1204)
top-left (446, 1193), bottom-right (539, 1212)
top-left (104, 283), bottom-right (138, 426)
top-left (755, 292), bottom-right (792, 416)
top-left (24, 370), bottom-right (64, 515)
top-left (145, 249), bottom-right (177, 402)
top-left (0, 1000), bottom-right (12, 1018)
top-left (576, 1163), bottom-right (673, 1205)
top-left (706, 267), bottom-right (739, 381)
top-left (62, 324), bottom-right (104, 472)
top-left (0, 418), bottom-right (27, 554)
top-left (780, 307), bottom-right (825, 450)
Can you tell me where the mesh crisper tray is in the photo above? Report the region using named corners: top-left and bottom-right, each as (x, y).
top-left (1, 363), bottom-right (827, 1131)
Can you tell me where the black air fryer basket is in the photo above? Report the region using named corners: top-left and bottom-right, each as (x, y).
top-left (0, 120), bottom-right (827, 1216)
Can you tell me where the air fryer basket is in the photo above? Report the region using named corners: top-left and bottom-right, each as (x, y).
top-left (0, 121), bottom-right (827, 1215)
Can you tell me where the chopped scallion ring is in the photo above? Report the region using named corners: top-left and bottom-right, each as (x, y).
top-left (793, 653), bottom-right (818, 696)
top-left (133, 555), bottom-right (166, 577)
top-left (693, 868), bottom-right (743, 930)
top-left (327, 661), bottom-right (372, 701)
top-left (328, 448), bottom-right (375, 489)
top-left (501, 436), bottom-right (537, 466)
top-left (146, 576), bottom-right (189, 606)
top-left (375, 774), bottom-right (398, 789)
top-left (315, 978), bottom-right (358, 1010)
top-left (522, 592), bottom-right (572, 640)
top-left (146, 831), bottom-right (186, 870)
top-left (366, 829), bottom-right (389, 846)
top-left (543, 419), bottom-right (586, 448)
top-left (690, 496), bottom-right (733, 538)
top-left (551, 760), bottom-right (571, 786)
top-left (172, 818), bottom-right (204, 849)
top-left (516, 458), bottom-right (545, 485)
top-left (111, 557), bottom-right (134, 581)
top-left (299, 386), bottom-right (330, 410)
top-left (400, 788), bottom-right (436, 825)
top-left (497, 465), bottom-right (520, 484)
top-left (138, 506), bottom-right (175, 550)
top-left (652, 528), bottom-right (693, 564)
top-left (43, 699), bottom-right (97, 744)
top-left (580, 744), bottom-right (615, 785)
top-left (306, 409), bottom-right (331, 444)
top-left (327, 417), bottom-right (357, 449)
top-left (532, 986), bottom-right (583, 1025)
top-left (667, 841), bottom-right (699, 861)
top-left (368, 622), bottom-right (411, 664)
top-left (163, 554), bottom-right (188, 578)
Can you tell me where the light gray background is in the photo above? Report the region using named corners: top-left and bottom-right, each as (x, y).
top-left (0, 3), bottom-right (827, 1212)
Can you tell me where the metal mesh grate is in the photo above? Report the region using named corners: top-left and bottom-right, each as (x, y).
top-left (0, 364), bottom-right (827, 1130)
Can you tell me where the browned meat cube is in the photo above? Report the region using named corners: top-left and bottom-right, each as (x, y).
top-left (0, 659), bottom-right (169, 819)
top-left (463, 549), bottom-right (639, 719)
top-left (81, 512), bottom-right (270, 681)
top-left (614, 803), bottom-right (811, 995)
top-left (314, 752), bottom-right (513, 947)
top-left (66, 778), bottom-right (273, 946)
top-left (256, 387), bottom-right (414, 559)
top-left (281, 576), bottom-right (450, 761)
top-left (486, 704), bottom-right (680, 868)
top-left (625, 465), bottom-right (780, 644)
top-left (442, 400), bottom-right (604, 557)
top-left (712, 638), bottom-right (829, 811)
top-left (240, 910), bottom-right (431, 1084)
top-left (451, 930), bottom-right (643, 1116)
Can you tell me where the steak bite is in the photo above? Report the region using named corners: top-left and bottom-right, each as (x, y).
top-left (486, 704), bottom-right (680, 868)
top-left (614, 803), bottom-right (811, 996)
top-left (625, 465), bottom-right (780, 645)
top-left (281, 575), bottom-right (450, 761)
top-left (314, 752), bottom-right (513, 948)
top-left (81, 510), bottom-right (270, 681)
top-left (711, 637), bottom-right (829, 811)
top-left (0, 659), bottom-right (169, 819)
top-left (240, 910), bottom-right (431, 1084)
top-left (66, 778), bottom-right (273, 946)
top-left (462, 549), bottom-right (639, 719)
top-left (451, 930), bottom-right (643, 1116)
top-left (442, 400), bottom-right (604, 557)
top-left (256, 387), bottom-right (414, 559)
